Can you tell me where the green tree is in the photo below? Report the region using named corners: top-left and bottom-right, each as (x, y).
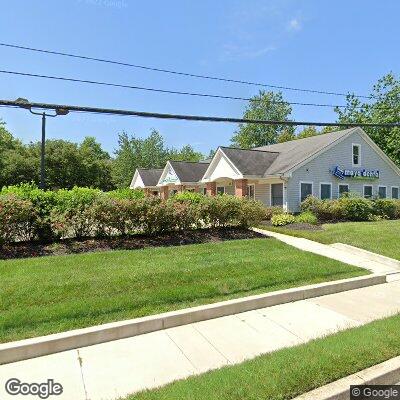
top-left (335, 73), bottom-right (400, 166)
top-left (231, 91), bottom-right (294, 148)
top-left (169, 145), bottom-right (203, 162)
top-left (112, 130), bottom-right (169, 188)
top-left (277, 129), bottom-right (296, 143)
top-left (297, 126), bottom-right (320, 139)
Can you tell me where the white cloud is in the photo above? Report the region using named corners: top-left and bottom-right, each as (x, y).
top-left (288, 18), bottom-right (302, 31)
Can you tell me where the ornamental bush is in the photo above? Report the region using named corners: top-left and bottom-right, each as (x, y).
top-left (271, 213), bottom-right (296, 226)
top-left (372, 199), bottom-right (398, 219)
top-left (264, 206), bottom-right (286, 220)
top-left (295, 211), bottom-right (318, 225)
top-left (0, 195), bottom-right (38, 244)
top-left (339, 197), bottom-right (374, 221)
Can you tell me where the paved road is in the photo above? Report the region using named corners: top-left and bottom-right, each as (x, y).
top-left (1, 279), bottom-right (400, 400)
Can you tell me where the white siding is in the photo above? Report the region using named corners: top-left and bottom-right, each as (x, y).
top-left (287, 131), bottom-right (400, 212)
top-left (255, 183), bottom-right (270, 206)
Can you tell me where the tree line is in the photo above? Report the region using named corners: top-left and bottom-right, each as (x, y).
top-left (0, 128), bottom-right (204, 190)
top-left (0, 73), bottom-right (398, 191)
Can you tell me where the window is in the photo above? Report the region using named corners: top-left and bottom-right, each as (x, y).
top-left (392, 187), bottom-right (399, 199)
top-left (271, 183), bottom-right (283, 206)
top-left (352, 144), bottom-right (361, 166)
top-left (300, 182), bottom-right (313, 202)
top-left (246, 184), bottom-right (255, 200)
top-left (378, 186), bottom-right (387, 199)
top-left (363, 185), bottom-right (373, 199)
top-left (216, 186), bottom-right (225, 195)
top-left (338, 184), bottom-right (349, 197)
top-left (320, 183), bottom-right (332, 200)
top-left (203, 187), bottom-right (207, 195)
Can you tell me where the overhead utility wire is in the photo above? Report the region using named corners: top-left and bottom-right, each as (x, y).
top-left (0, 42), bottom-right (373, 99)
top-left (0, 69), bottom-right (356, 109)
top-left (1, 99), bottom-right (398, 128)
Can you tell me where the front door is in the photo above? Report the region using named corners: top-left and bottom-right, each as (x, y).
top-left (271, 183), bottom-right (283, 206)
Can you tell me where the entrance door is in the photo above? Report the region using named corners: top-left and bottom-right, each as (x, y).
top-left (271, 183), bottom-right (283, 206)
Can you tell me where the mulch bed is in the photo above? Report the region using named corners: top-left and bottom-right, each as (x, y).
top-left (0, 227), bottom-right (267, 260)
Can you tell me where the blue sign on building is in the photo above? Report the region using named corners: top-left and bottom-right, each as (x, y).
top-left (332, 166), bottom-right (380, 180)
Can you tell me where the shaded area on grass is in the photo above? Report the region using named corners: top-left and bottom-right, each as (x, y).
top-left (129, 313), bottom-right (400, 400)
top-left (262, 220), bottom-right (400, 261)
top-left (0, 227), bottom-right (262, 260)
top-left (0, 238), bottom-right (367, 343)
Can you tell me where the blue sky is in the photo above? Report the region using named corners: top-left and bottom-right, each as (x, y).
top-left (0, 0), bottom-right (399, 155)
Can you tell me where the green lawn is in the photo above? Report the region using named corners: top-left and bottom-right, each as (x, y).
top-left (0, 238), bottom-right (366, 343)
top-left (264, 220), bottom-right (400, 260)
top-left (128, 313), bottom-right (400, 400)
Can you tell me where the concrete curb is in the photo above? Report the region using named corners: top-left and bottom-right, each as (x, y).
top-left (294, 355), bottom-right (400, 400)
top-left (0, 274), bottom-right (386, 365)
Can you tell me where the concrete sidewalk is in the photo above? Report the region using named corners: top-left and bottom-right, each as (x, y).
top-left (253, 228), bottom-right (400, 275)
top-left (1, 280), bottom-right (400, 400)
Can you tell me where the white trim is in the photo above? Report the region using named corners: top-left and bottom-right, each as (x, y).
top-left (246, 183), bottom-right (255, 200)
top-left (378, 185), bottom-right (387, 199)
top-left (352, 143), bottom-right (361, 167)
top-left (201, 147), bottom-right (243, 182)
top-left (363, 184), bottom-right (373, 199)
top-left (391, 186), bottom-right (399, 199)
top-left (157, 161), bottom-right (181, 187)
top-left (299, 181), bottom-right (313, 203)
top-left (338, 183), bottom-right (349, 198)
top-left (270, 182), bottom-right (284, 207)
top-left (319, 182), bottom-right (332, 200)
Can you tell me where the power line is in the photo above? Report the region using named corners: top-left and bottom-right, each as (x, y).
top-left (0, 42), bottom-right (373, 100)
top-left (0, 69), bottom-right (356, 109)
top-left (1, 99), bottom-right (398, 128)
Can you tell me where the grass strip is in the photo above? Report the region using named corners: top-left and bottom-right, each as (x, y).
top-left (129, 313), bottom-right (400, 400)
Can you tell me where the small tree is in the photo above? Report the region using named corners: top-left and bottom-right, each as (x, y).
top-left (231, 91), bottom-right (293, 148)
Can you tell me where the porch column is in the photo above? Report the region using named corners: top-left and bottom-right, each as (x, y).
top-left (160, 186), bottom-right (169, 200)
top-left (235, 179), bottom-right (248, 197)
top-left (177, 185), bottom-right (185, 193)
top-left (206, 182), bottom-right (216, 196)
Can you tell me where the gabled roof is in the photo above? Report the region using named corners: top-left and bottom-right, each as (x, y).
top-left (220, 147), bottom-right (279, 176)
top-left (137, 168), bottom-right (163, 186)
top-left (256, 128), bottom-right (357, 175)
top-left (168, 160), bottom-right (210, 183)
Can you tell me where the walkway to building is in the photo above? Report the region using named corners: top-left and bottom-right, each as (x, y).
top-left (1, 277), bottom-right (400, 400)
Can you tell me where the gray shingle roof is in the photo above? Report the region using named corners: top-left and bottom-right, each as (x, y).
top-left (219, 128), bottom-right (357, 177)
top-left (220, 147), bottom-right (279, 175)
top-left (138, 168), bottom-right (164, 187)
top-left (258, 128), bottom-right (356, 175)
top-left (169, 161), bottom-right (210, 182)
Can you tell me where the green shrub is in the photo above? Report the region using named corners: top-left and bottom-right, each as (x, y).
top-left (173, 191), bottom-right (204, 203)
top-left (295, 211), bottom-right (318, 225)
top-left (373, 199), bottom-right (398, 219)
top-left (106, 188), bottom-right (145, 200)
top-left (271, 213), bottom-right (296, 226)
top-left (264, 206), bottom-right (285, 220)
top-left (300, 196), bottom-right (322, 215)
top-left (0, 195), bottom-right (38, 244)
top-left (339, 197), bottom-right (374, 221)
top-left (237, 199), bottom-right (266, 228)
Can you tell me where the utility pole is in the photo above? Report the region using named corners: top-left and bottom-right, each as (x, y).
top-left (40, 112), bottom-right (46, 189)
top-left (27, 105), bottom-right (69, 190)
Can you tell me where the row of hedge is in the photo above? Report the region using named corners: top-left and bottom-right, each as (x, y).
top-left (300, 196), bottom-right (400, 222)
top-left (0, 185), bottom-right (265, 245)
